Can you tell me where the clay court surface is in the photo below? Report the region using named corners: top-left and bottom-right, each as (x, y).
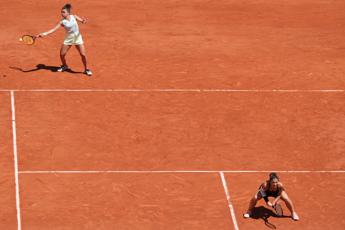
top-left (1, 0), bottom-right (345, 229)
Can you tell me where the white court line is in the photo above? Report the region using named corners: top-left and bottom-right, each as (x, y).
top-left (0, 89), bottom-right (344, 93)
top-left (219, 172), bottom-right (239, 230)
top-left (18, 170), bottom-right (345, 174)
top-left (10, 91), bottom-right (22, 230)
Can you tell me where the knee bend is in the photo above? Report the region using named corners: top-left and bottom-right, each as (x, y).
top-left (251, 196), bottom-right (259, 202)
top-left (281, 196), bottom-right (291, 203)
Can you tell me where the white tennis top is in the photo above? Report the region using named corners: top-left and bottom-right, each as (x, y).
top-left (61, 15), bottom-right (80, 35)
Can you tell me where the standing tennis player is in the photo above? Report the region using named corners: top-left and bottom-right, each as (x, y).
top-left (37, 3), bottom-right (92, 76)
top-left (243, 172), bottom-right (300, 221)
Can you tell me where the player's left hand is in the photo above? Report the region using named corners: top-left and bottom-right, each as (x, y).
top-left (267, 201), bottom-right (274, 207)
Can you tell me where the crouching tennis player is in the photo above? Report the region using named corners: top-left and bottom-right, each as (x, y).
top-left (37, 3), bottom-right (92, 76)
top-left (243, 172), bottom-right (300, 221)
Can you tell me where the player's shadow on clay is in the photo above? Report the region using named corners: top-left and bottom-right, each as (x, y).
top-left (9, 64), bottom-right (83, 74)
top-left (250, 206), bottom-right (290, 229)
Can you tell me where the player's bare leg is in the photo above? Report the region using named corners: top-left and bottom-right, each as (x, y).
top-left (281, 191), bottom-right (299, 221)
top-left (76, 44), bottom-right (92, 76)
top-left (244, 192), bottom-right (261, 218)
top-left (58, 44), bottom-right (71, 71)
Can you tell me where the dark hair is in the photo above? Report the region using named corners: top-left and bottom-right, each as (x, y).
top-left (62, 3), bottom-right (72, 13)
top-left (269, 172), bottom-right (279, 182)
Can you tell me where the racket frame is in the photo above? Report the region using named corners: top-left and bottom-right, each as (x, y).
top-left (21, 35), bottom-right (36, 45)
top-left (274, 203), bottom-right (283, 217)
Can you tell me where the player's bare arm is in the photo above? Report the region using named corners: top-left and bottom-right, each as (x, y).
top-left (37, 23), bottom-right (61, 37)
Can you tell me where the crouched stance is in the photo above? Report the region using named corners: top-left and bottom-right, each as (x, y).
top-left (243, 173), bottom-right (299, 221)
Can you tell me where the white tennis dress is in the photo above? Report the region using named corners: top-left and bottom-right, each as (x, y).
top-left (61, 15), bottom-right (84, 45)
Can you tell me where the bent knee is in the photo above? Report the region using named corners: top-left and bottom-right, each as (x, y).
top-left (281, 195), bottom-right (291, 201)
top-left (280, 190), bottom-right (289, 198)
top-left (281, 194), bottom-right (291, 202)
top-left (252, 194), bottom-right (261, 201)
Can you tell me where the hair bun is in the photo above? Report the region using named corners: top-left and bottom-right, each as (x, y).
top-left (269, 172), bottom-right (279, 180)
top-left (62, 3), bottom-right (72, 12)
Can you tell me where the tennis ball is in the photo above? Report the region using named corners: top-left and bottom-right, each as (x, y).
top-left (19, 38), bottom-right (23, 41)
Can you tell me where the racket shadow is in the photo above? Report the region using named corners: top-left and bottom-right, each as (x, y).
top-left (9, 64), bottom-right (83, 74)
top-left (250, 206), bottom-right (291, 229)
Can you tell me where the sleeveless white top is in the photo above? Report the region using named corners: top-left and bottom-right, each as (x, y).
top-left (61, 15), bottom-right (80, 35)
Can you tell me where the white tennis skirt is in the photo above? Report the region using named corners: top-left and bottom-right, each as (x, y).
top-left (63, 33), bottom-right (84, 45)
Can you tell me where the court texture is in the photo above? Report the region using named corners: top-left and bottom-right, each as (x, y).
top-left (0, 0), bottom-right (344, 229)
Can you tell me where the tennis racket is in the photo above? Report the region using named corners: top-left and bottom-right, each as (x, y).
top-left (273, 203), bottom-right (283, 217)
top-left (19, 35), bottom-right (37, 45)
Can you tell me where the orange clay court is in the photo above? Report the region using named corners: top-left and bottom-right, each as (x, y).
top-left (0, 0), bottom-right (345, 229)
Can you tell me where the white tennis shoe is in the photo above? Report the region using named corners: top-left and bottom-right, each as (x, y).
top-left (84, 69), bottom-right (92, 76)
top-left (243, 213), bottom-right (251, 218)
top-left (292, 212), bottom-right (299, 221)
top-left (57, 65), bottom-right (69, 72)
